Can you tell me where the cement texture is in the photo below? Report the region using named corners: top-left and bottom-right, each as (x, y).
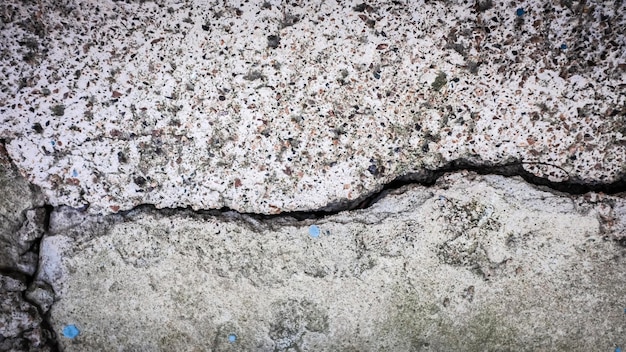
top-left (39, 172), bottom-right (626, 351)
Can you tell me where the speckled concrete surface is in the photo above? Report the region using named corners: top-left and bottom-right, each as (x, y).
top-left (1, 0), bottom-right (624, 214)
top-left (38, 172), bottom-right (626, 351)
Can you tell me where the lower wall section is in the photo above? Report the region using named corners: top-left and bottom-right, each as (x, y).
top-left (39, 172), bottom-right (626, 351)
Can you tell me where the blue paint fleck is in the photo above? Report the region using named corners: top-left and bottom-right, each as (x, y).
top-left (51, 141), bottom-right (56, 146)
top-left (516, 8), bottom-right (525, 16)
top-left (308, 225), bottom-right (320, 238)
top-left (615, 347), bottom-right (621, 352)
top-left (228, 334), bottom-right (237, 343)
top-left (71, 169), bottom-right (78, 177)
top-left (62, 325), bottom-right (80, 339)
top-left (560, 43), bottom-right (567, 50)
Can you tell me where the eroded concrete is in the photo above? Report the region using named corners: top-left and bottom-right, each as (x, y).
top-left (39, 172), bottom-right (626, 351)
top-left (0, 148), bottom-right (54, 351)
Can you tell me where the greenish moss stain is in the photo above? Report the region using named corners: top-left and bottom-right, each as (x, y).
top-left (380, 284), bottom-right (520, 351)
top-left (441, 309), bottom-right (518, 351)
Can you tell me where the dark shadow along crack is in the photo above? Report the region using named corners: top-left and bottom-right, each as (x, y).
top-left (3, 165), bottom-right (624, 351)
top-left (107, 159), bottom-right (626, 225)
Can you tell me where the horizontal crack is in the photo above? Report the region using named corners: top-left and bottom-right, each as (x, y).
top-left (78, 160), bottom-right (626, 226)
top-left (291, 159), bottom-right (626, 219)
top-left (3, 135), bottom-right (625, 219)
top-left (27, 158), bottom-right (626, 350)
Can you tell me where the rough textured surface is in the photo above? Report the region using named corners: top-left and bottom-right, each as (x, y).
top-left (1, 0), bottom-right (625, 215)
top-left (1, 0), bottom-right (625, 350)
top-left (0, 276), bottom-right (50, 352)
top-left (39, 172), bottom-right (626, 351)
top-left (0, 156), bottom-right (53, 351)
top-left (0, 145), bottom-right (45, 276)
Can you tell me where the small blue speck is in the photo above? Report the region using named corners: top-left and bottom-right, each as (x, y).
top-left (516, 8), bottom-right (525, 16)
top-left (560, 43), bottom-right (567, 50)
top-left (62, 324), bottom-right (80, 339)
top-left (308, 225), bottom-right (320, 238)
top-left (228, 334), bottom-right (237, 343)
top-left (71, 169), bottom-right (78, 177)
top-left (615, 347), bottom-right (621, 352)
top-left (51, 141), bottom-right (56, 146)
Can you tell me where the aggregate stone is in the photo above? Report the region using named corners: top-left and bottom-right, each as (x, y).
top-left (0, 0), bottom-right (624, 215)
top-left (38, 172), bottom-right (626, 351)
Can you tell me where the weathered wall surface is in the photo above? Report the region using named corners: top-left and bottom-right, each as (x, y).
top-left (39, 173), bottom-right (626, 351)
top-left (1, 0), bottom-right (625, 351)
top-left (1, 0), bottom-right (624, 214)
top-left (0, 147), bottom-right (54, 351)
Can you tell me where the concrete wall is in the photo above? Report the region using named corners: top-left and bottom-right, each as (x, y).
top-left (0, 0), bottom-right (625, 350)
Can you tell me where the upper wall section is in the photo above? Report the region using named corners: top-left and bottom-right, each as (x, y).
top-left (1, 0), bottom-right (624, 214)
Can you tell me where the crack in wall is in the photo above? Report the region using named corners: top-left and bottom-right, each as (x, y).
top-left (24, 204), bottom-right (58, 352)
top-left (2, 137), bottom-right (626, 351)
top-left (312, 159), bottom-right (626, 218)
top-left (47, 160), bottom-right (626, 224)
top-left (0, 205), bottom-right (59, 352)
top-left (35, 168), bottom-right (626, 351)
top-left (21, 258), bottom-right (59, 352)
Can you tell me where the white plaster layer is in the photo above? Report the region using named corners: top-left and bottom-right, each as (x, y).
top-left (1, 1), bottom-right (624, 214)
